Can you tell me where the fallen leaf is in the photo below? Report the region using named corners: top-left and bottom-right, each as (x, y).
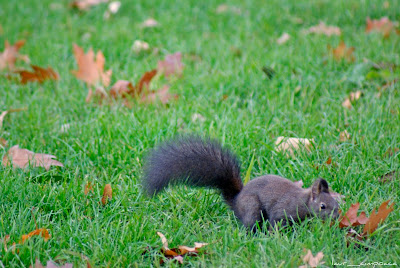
top-left (304, 21), bottom-right (341, 36)
top-left (84, 182), bottom-right (94, 195)
top-left (342, 91), bottom-right (362, 109)
top-left (339, 203), bottom-right (369, 228)
top-left (2, 145), bottom-right (64, 170)
top-left (132, 40), bottom-right (150, 53)
top-left (300, 249), bottom-right (324, 268)
top-left (141, 85), bottom-right (177, 104)
top-left (275, 136), bottom-right (314, 157)
top-left (31, 258), bottom-right (73, 268)
top-left (366, 17), bottom-right (398, 38)
top-left (101, 184), bottom-right (112, 205)
top-left (362, 200), bottom-right (394, 235)
top-left (378, 171), bottom-right (397, 183)
top-left (17, 65), bottom-right (59, 84)
top-left (328, 41), bottom-right (355, 62)
top-left (339, 130), bottom-right (351, 142)
top-left (20, 228), bottom-right (50, 244)
top-left (277, 32), bottom-right (290, 45)
top-left (141, 18), bottom-right (159, 28)
top-left (71, 44), bottom-right (112, 87)
top-left (70, 0), bottom-right (108, 10)
top-left (157, 52), bottom-right (183, 78)
top-left (215, 4), bottom-right (241, 14)
top-left (0, 40), bottom-right (28, 70)
top-left (0, 138), bottom-right (7, 147)
top-left (135, 69), bottom-right (158, 95)
top-left (109, 80), bottom-right (134, 98)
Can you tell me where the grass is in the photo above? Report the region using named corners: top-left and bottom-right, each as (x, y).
top-left (1, 0), bottom-right (399, 266)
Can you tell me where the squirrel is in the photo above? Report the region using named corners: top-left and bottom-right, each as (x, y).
top-left (143, 137), bottom-right (339, 231)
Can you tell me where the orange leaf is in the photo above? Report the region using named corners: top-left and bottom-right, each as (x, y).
top-left (157, 52), bottom-right (183, 78)
top-left (84, 182), bottom-right (94, 195)
top-left (17, 65), bottom-right (59, 84)
top-left (328, 41), bottom-right (355, 62)
top-left (339, 203), bottom-right (369, 228)
top-left (71, 44), bottom-right (112, 87)
top-left (0, 40), bottom-right (27, 70)
top-left (366, 17), bottom-right (398, 38)
top-left (362, 200), bottom-right (394, 235)
top-left (101, 184), bottom-right (112, 205)
top-left (109, 80), bottom-right (134, 98)
top-left (135, 69), bottom-right (158, 95)
top-left (20, 228), bottom-right (50, 244)
top-left (2, 145), bottom-right (64, 171)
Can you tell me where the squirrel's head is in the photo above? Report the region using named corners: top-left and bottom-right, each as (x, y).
top-left (307, 178), bottom-right (339, 220)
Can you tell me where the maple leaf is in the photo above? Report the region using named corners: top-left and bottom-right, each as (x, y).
top-left (362, 200), bottom-right (394, 235)
top-left (70, 0), bottom-right (108, 11)
top-left (328, 41), bottom-right (355, 62)
top-left (20, 228), bottom-right (50, 244)
top-left (71, 44), bottom-right (112, 87)
top-left (299, 249), bottom-right (324, 268)
top-left (339, 203), bottom-right (369, 228)
top-left (31, 259), bottom-right (73, 268)
top-left (2, 145), bottom-right (64, 171)
top-left (157, 52), bottom-right (184, 78)
top-left (0, 40), bottom-right (28, 70)
top-left (101, 184), bottom-right (112, 205)
top-left (304, 21), bottom-right (341, 36)
top-left (141, 85), bottom-right (177, 104)
top-left (366, 17), bottom-right (398, 38)
top-left (275, 136), bottom-right (314, 157)
top-left (17, 65), bottom-right (59, 84)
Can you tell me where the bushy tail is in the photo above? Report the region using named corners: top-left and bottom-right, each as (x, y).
top-left (143, 137), bottom-right (243, 206)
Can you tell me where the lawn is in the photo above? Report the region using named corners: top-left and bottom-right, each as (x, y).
top-left (1, 0), bottom-right (399, 266)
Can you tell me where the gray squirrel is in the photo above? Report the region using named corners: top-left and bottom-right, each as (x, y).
top-left (143, 137), bottom-right (339, 230)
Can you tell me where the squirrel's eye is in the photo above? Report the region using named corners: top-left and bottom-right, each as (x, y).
top-left (320, 203), bottom-right (326, 209)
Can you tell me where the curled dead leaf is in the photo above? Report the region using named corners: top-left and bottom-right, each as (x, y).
top-left (20, 228), bottom-right (50, 244)
top-left (339, 203), bottom-right (369, 228)
top-left (362, 200), bottom-right (394, 235)
top-left (101, 184), bottom-right (112, 205)
top-left (275, 136), bottom-right (314, 157)
top-left (2, 145), bottom-right (64, 171)
top-left (16, 65), bottom-right (59, 84)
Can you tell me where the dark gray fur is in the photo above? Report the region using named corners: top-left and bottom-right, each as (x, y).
top-left (143, 137), bottom-right (339, 230)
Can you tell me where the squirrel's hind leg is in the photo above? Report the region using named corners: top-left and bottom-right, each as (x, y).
top-left (234, 194), bottom-right (264, 231)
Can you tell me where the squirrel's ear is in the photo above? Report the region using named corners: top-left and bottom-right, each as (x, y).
top-left (311, 178), bottom-right (329, 199)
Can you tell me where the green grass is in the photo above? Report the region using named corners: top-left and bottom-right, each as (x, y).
top-left (1, 0), bottom-right (399, 266)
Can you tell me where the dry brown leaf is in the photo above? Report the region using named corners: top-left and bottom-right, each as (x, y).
top-left (362, 200), bottom-right (394, 235)
top-left (0, 40), bottom-right (28, 70)
top-left (300, 249), bottom-right (324, 268)
top-left (2, 145), bottom-right (64, 170)
top-left (342, 91), bottom-right (362, 110)
top-left (101, 184), bottom-right (112, 205)
top-left (141, 18), bottom-right (159, 28)
top-left (141, 85), bottom-right (177, 104)
top-left (135, 69), bottom-right (158, 95)
top-left (157, 52), bottom-right (183, 78)
top-left (339, 203), bottom-right (369, 228)
top-left (84, 182), bottom-right (94, 195)
top-left (277, 32), bottom-right (290, 45)
top-left (328, 41), bottom-right (355, 62)
top-left (70, 0), bottom-right (108, 10)
top-left (71, 44), bottom-right (112, 87)
top-left (305, 21), bottom-right (341, 36)
top-left (341, 98), bottom-right (352, 109)
top-left (31, 258), bottom-right (73, 268)
top-left (17, 65), bottom-right (59, 84)
top-left (20, 228), bottom-right (50, 244)
top-left (366, 17), bottom-right (398, 38)
top-left (132, 40), bottom-right (150, 53)
top-left (339, 130), bottom-right (350, 142)
top-left (0, 138), bottom-right (7, 147)
top-left (109, 80), bottom-right (134, 98)
top-left (275, 136), bottom-right (314, 157)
